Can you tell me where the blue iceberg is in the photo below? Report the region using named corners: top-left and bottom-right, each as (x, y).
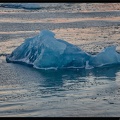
top-left (0, 3), bottom-right (41, 10)
top-left (6, 30), bottom-right (120, 70)
top-left (6, 30), bottom-right (90, 69)
top-left (88, 46), bottom-right (120, 68)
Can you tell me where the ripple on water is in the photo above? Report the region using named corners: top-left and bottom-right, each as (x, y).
top-left (0, 59), bottom-right (120, 116)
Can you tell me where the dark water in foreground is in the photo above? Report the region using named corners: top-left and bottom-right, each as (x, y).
top-left (0, 59), bottom-right (120, 117)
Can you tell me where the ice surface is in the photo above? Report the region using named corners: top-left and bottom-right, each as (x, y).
top-left (6, 30), bottom-right (120, 70)
top-left (0, 3), bottom-right (41, 9)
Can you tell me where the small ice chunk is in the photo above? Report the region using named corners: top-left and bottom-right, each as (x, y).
top-left (89, 46), bottom-right (120, 67)
top-left (0, 3), bottom-right (41, 9)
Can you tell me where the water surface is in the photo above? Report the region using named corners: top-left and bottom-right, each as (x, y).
top-left (1, 3), bottom-right (120, 117)
top-left (0, 60), bottom-right (120, 117)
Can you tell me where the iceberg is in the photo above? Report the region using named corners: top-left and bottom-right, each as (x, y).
top-left (6, 30), bottom-right (120, 70)
top-left (0, 3), bottom-right (41, 10)
top-left (6, 30), bottom-right (90, 69)
top-left (88, 46), bottom-right (120, 67)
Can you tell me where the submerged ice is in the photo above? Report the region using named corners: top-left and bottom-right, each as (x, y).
top-left (6, 30), bottom-right (120, 70)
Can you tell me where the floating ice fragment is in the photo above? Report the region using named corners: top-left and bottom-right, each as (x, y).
top-left (88, 46), bottom-right (120, 67)
top-left (6, 30), bottom-right (120, 70)
top-left (0, 3), bottom-right (41, 10)
top-left (6, 30), bottom-right (90, 69)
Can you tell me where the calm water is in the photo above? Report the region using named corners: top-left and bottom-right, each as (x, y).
top-left (0, 59), bottom-right (120, 117)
